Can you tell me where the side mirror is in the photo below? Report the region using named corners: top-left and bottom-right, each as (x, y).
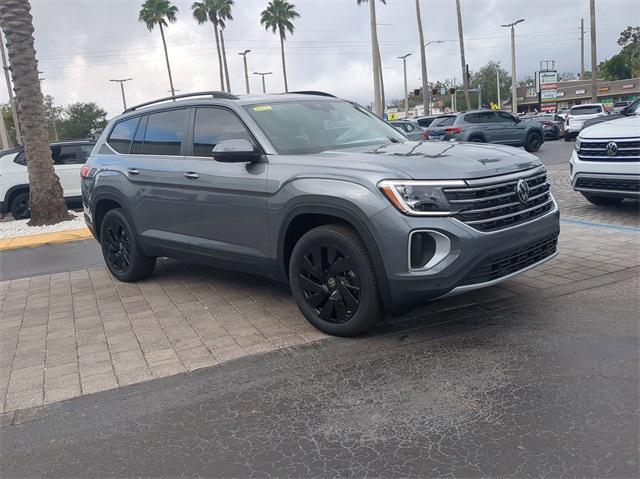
top-left (212, 139), bottom-right (263, 163)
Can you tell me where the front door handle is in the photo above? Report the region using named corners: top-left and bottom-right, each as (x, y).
top-left (127, 168), bottom-right (140, 175)
top-left (184, 172), bottom-right (200, 179)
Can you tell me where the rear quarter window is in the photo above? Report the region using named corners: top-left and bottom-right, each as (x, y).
top-left (107, 117), bottom-right (140, 153)
top-left (431, 116), bottom-right (456, 127)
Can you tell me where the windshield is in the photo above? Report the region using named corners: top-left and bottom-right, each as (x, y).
top-left (570, 105), bottom-right (602, 115)
top-left (626, 98), bottom-right (639, 114)
top-left (430, 116), bottom-right (456, 127)
top-left (243, 100), bottom-right (406, 154)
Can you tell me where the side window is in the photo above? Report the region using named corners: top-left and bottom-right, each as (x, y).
top-left (130, 116), bottom-right (148, 154)
top-left (52, 145), bottom-right (83, 165)
top-left (464, 113), bottom-right (479, 124)
top-left (78, 145), bottom-right (94, 162)
top-left (496, 112), bottom-right (516, 123)
top-left (107, 117), bottom-right (139, 154)
top-left (143, 109), bottom-right (187, 156)
top-left (477, 112), bottom-right (496, 123)
top-left (192, 108), bottom-right (254, 157)
top-left (13, 151), bottom-right (26, 166)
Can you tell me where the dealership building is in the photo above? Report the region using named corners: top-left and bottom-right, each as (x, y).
top-left (515, 77), bottom-right (640, 113)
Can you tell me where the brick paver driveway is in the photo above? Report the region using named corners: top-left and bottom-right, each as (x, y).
top-left (1, 164), bottom-right (638, 414)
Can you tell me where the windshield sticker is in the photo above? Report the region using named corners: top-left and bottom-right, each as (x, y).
top-left (252, 105), bottom-right (273, 112)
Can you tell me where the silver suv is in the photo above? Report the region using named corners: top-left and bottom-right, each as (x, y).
top-left (82, 91), bottom-right (560, 336)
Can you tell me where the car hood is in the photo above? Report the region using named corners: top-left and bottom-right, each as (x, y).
top-left (311, 141), bottom-right (542, 180)
top-left (580, 115), bottom-right (640, 139)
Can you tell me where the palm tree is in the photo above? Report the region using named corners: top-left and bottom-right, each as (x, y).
top-left (357, 0), bottom-right (385, 117)
top-left (192, 0), bottom-right (224, 91)
top-left (0, 1), bottom-right (70, 225)
top-left (139, 0), bottom-right (178, 97)
top-left (260, 0), bottom-right (299, 93)
top-left (217, 0), bottom-right (234, 93)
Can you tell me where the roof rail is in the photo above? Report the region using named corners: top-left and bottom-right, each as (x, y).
top-left (124, 91), bottom-right (238, 113)
top-left (288, 90), bottom-right (336, 98)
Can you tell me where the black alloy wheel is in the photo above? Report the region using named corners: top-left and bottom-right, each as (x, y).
top-left (525, 131), bottom-right (543, 152)
top-left (10, 191), bottom-right (30, 219)
top-left (298, 244), bottom-right (361, 323)
top-left (102, 215), bottom-right (132, 274)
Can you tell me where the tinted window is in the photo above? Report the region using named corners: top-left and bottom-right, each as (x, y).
top-left (108, 117), bottom-right (139, 154)
top-left (78, 145), bottom-right (94, 161)
top-left (13, 151), bottom-right (26, 166)
top-left (192, 108), bottom-right (254, 157)
top-left (431, 116), bottom-right (456, 127)
top-left (51, 145), bottom-right (85, 165)
top-left (464, 113), bottom-right (480, 124)
top-left (130, 116), bottom-right (147, 155)
top-left (570, 105), bottom-right (602, 115)
top-left (143, 109), bottom-right (187, 156)
top-left (416, 117), bottom-right (435, 127)
top-left (496, 112), bottom-right (516, 123)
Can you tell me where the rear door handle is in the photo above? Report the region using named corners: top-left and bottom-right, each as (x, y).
top-left (184, 172), bottom-right (200, 179)
top-left (127, 168), bottom-right (140, 175)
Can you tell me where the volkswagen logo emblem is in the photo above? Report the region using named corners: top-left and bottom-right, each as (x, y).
top-left (516, 179), bottom-right (530, 204)
top-left (606, 142), bottom-right (618, 156)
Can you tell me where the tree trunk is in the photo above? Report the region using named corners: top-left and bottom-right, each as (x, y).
top-left (279, 29), bottom-right (288, 92)
top-left (415, 0), bottom-right (429, 114)
top-left (0, 0), bottom-right (70, 225)
top-left (220, 29), bottom-right (231, 93)
top-left (369, 0), bottom-right (383, 116)
top-left (159, 23), bottom-right (175, 96)
top-left (212, 21), bottom-right (225, 91)
top-left (455, 0), bottom-right (471, 110)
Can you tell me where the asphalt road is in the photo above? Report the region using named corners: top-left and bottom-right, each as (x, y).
top-left (0, 140), bottom-right (574, 282)
top-left (2, 276), bottom-right (637, 478)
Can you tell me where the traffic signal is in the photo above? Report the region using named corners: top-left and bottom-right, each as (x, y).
top-left (449, 88), bottom-right (456, 95)
top-left (413, 88), bottom-right (421, 96)
top-left (432, 88), bottom-right (439, 96)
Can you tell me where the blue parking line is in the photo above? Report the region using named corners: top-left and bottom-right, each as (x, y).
top-left (560, 217), bottom-right (640, 233)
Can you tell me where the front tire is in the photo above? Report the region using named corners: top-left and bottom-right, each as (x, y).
top-left (581, 193), bottom-right (624, 206)
top-left (289, 224), bottom-right (383, 337)
top-left (100, 208), bottom-right (155, 282)
top-left (9, 190), bottom-right (30, 219)
top-left (524, 131), bottom-right (543, 152)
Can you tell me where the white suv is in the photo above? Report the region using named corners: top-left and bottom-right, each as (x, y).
top-left (570, 115), bottom-right (640, 205)
top-left (0, 140), bottom-right (94, 219)
top-left (564, 103), bottom-right (607, 141)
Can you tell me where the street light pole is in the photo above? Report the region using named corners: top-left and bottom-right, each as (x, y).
top-left (501, 18), bottom-right (525, 115)
top-left (589, 0), bottom-right (598, 102)
top-left (398, 53), bottom-right (411, 115)
top-left (109, 78), bottom-right (132, 111)
top-left (238, 50), bottom-right (251, 94)
top-left (253, 72), bottom-right (272, 94)
top-left (423, 41), bottom-right (444, 116)
top-left (580, 18), bottom-right (585, 80)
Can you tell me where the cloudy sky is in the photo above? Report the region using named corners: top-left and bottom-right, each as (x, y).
top-left (2, 0), bottom-right (638, 117)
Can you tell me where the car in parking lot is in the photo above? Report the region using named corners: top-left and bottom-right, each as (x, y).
top-left (82, 91), bottom-right (559, 336)
top-left (415, 115), bottom-right (440, 128)
top-left (564, 103), bottom-right (607, 141)
top-left (426, 110), bottom-right (545, 152)
top-left (571, 115), bottom-right (640, 205)
top-left (0, 140), bottom-right (95, 219)
top-left (388, 119), bottom-right (426, 141)
top-left (581, 98), bottom-right (639, 130)
top-left (526, 113), bottom-right (565, 140)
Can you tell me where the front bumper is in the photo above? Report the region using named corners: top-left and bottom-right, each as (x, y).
top-left (370, 196), bottom-right (560, 305)
top-left (570, 150), bottom-right (640, 198)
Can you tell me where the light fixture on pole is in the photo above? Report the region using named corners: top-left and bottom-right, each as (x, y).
top-left (239, 50), bottom-right (251, 94)
top-left (110, 78), bottom-right (133, 110)
top-left (397, 53), bottom-right (412, 115)
top-left (501, 18), bottom-right (524, 114)
top-left (423, 40), bottom-right (444, 115)
top-left (253, 72), bottom-right (273, 94)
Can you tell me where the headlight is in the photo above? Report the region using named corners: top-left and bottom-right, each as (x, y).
top-left (378, 179), bottom-right (465, 216)
top-left (575, 138), bottom-right (581, 151)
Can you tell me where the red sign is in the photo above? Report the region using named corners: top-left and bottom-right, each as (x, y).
top-left (540, 83), bottom-right (558, 90)
top-left (540, 104), bottom-right (557, 113)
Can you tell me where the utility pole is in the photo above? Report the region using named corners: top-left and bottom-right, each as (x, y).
top-left (109, 78), bottom-right (132, 110)
top-left (369, 0), bottom-right (383, 116)
top-left (253, 72), bottom-right (272, 94)
top-left (502, 18), bottom-right (525, 115)
top-left (455, 0), bottom-right (471, 110)
top-left (0, 29), bottom-right (20, 145)
top-left (589, 0), bottom-right (598, 102)
top-left (423, 40), bottom-right (443, 115)
top-left (496, 69), bottom-right (501, 108)
top-left (398, 53), bottom-right (411, 115)
top-left (580, 18), bottom-right (585, 80)
top-left (239, 50), bottom-right (251, 94)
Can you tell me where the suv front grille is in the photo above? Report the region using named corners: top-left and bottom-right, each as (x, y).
top-left (577, 138), bottom-right (640, 162)
top-left (575, 176), bottom-right (640, 193)
top-left (443, 169), bottom-right (554, 232)
top-left (460, 233), bottom-right (558, 286)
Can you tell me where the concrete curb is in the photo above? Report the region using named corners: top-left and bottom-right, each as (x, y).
top-left (0, 228), bottom-right (93, 251)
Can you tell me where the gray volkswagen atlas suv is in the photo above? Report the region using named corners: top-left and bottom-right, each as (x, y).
top-left (81, 91), bottom-right (560, 336)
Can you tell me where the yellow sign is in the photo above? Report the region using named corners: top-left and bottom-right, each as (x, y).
top-left (490, 102), bottom-right (499, 110)
top-left (388, 112), bottom-right (398, 120)
top-left (252, 105), bottom-right (273, 112)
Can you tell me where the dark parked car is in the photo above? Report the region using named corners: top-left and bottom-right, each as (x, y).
top-left (415, 115), bottom-right (440, 128)
top-left (581, 98), bottom-right (639, 130)
top-left (526, 113), bottom-right (565, 140)
top-left (388, 119), bottom-right (426, 141)
top-left (426, 110), bottom-right (545, 152)
top-left (82, 91), bottom-right (559, 336)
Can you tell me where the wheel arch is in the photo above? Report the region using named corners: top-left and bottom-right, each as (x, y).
top-left (4, 184), bottom-right (29, 206)
top-left (92, 191), bottom-right (126, 241)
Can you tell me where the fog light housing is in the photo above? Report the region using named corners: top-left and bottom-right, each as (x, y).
top-left (409, 231), bottom-right (451, 271)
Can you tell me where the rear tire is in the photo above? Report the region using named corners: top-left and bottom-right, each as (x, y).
top-left (289, 224), bottom-right (382, 337)
top-left (9, 190), bottom-right (30, 220)
top-left (582, 193), bottom-right (624, 206)
top-left (524, 131), bottom-right (543, 152)
top-left (564, 133), bottom-right (573, 142)
top-left (100, 208), bottom-right (155, 282)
